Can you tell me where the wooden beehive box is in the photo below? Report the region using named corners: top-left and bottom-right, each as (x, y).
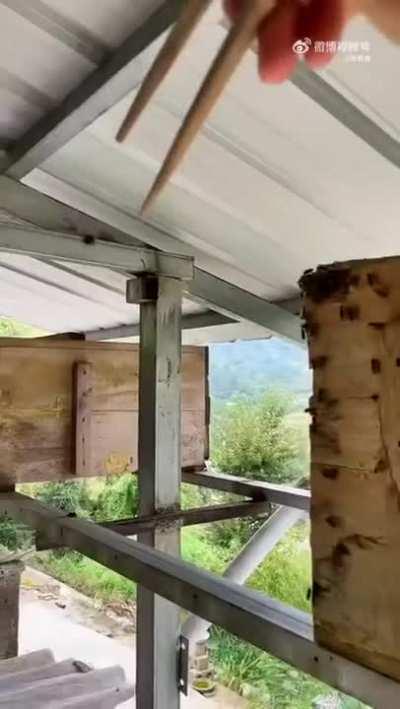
top-left (0, 339), bottom-right (208, 486)
top-left (301, 257), bottom-right (400, 681)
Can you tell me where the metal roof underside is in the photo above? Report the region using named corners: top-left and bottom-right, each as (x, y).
top-left (0, 0), bottom-right (399, 343)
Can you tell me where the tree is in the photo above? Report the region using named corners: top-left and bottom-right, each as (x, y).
top-left (211, 391), bottom-right (300, 485)
top-left (210, 391), bottom-right (304, 547)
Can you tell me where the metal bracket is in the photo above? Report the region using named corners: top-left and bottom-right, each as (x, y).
top-left (177, 635), bottom-right (189, 696)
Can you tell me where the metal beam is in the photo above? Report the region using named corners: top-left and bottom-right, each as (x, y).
top-left (135, 275), bottom-right (183, 709)
top-left (0, 176), bottom-right (146, 247)
top-left (211, 18), bottom-right (400, 177)
top-left (187, 269), bottom-right (303, 344)
top-left (103, 500), bottom-right (270, 536)
top-left (291, 64), bottom-right (400, 173)
top-left (0, 177), bottom-right (301, 342)
top-left (183, 506), bottom-right (305, 645)
top-left (2, 492), bottom-right (399, 708)
top-left (85, 311), bottom-right (235, 340)
top-left (183, 470), bottom-right (310, 512)
top-left (0, 224), bottom-right (193, 279)
top-left (2, 1), bottom-right (184, 179)
top-left (0, 0), bottom-right (107, 65)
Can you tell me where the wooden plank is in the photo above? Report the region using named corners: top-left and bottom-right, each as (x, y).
top-left (301, 256), bottom-right (400, 683)
top-left (73, 362), bottom-right (93, 476)
top-left (0, 340), bottom-right (207, 483)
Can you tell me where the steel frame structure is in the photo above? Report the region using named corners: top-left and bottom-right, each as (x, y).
top-left (0, 214), bottom-right (396, 705)
top-left (0, 133), bottom-right (398, 709)
top-left (1, 0), bottom-right (400, 705)
top-left (0, 176), bottom-right (303, 343)
top-left (1, 490), bottom-right (400, 708)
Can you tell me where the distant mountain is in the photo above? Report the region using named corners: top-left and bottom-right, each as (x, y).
top-left (210, 338), bottom-right (311, 403)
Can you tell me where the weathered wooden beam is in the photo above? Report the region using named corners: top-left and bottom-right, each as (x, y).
top-left (0, 340), bottom-right (208, 483)
top-left (103, 500), bottom-right (271, 536)
top-left (1, 492), bottom-right (400, 708)
top-left (183, 470), bottom-right (310, 511)
top-left (73, 362), bottom-right (93, 476)
top-left (0, 471), bottom-right (19, 661)
top-left (0, 561), bottom-right (23, 661)
top-left (301, 256), bottom-right (400, 683)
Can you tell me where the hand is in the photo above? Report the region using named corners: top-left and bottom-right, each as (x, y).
top-left (224, 0), bottom-right (400, 83)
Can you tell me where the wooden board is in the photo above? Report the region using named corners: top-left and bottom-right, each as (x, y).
top-left (301, 257), bottom-right (400, 682)
top-left (0, 339), bottom-right (208, 484)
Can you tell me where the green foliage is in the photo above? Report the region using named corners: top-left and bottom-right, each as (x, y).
top-left (0, 317), bottom-right (45, 337)
top-left (35, 550), bottom-right (135, 604)
top-left (0, 516), bottom-right (32, 551)
top-left (249, 523), bottom-right (311, 612)
top-left (91, 475), bottom-right (139, 522)
top-left (210, 629), bottom-right (327, 709)
top-left (182, 527), bottom-right (229, 575)
top-left (16, 476), bottom-right (139, 604)
top-left (210, 390), bottom-right (305, 549)
top-left (34, 481), bottom-right (92, 516)
top-left (211, 391), bottom-right (300, 484)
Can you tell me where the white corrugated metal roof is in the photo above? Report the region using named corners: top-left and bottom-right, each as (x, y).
top-left (0, 1), bottom-right (399, 341)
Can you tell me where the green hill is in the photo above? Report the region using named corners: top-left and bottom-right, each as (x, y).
top-left (210, 338), bottom-right (311, 404)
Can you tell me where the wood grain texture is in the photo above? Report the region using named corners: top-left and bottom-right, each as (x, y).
top-left (301, 257), bottom-right (400, 681)
top-left (0, 340), bottom-right (207, 484)
top-left (0, 562), bottom-right (23, 661)
top-left (73, 362), bottom-right (93, 476)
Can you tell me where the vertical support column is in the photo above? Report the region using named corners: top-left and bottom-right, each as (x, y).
top-left (0, 481), bottom-right (21, 661)
top-left (0, 561), bottom-right (24, 660)
top-left (127, 275), bottom-right (183, 709)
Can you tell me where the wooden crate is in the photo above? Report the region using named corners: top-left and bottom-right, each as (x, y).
top-left (0, 339), bottom-right (208, 485)
top-left (301, 257), bottom-right (400, 681)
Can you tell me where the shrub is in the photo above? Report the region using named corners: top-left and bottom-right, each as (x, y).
top-left (34, 481), bottom-right (92, 516)
top-left (211, 391), bottom-right (300, 484)
top-left (0, 516), bottom-right (33, 552)
top-left (92, 474), bottom-right (139, 522)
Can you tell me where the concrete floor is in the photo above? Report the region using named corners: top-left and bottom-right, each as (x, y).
top-left (19, 569), bottom-right (247, 709)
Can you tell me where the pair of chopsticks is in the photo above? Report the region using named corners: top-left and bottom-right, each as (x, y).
top-left (116, 0), bottom-right (276, 213)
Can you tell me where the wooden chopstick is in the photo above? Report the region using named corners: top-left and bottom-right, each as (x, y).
top-left (141, 0), bottom-right (276, 213)
top-left (116, 0), bottom-right (213, 144)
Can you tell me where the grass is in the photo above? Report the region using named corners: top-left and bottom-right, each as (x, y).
top-left (207, 523), bottom-right (328, 709)
top-left (35, 550), bottom-right (135, 605)
top-left (249, 524), bottom-right (311, 612)
top-left (206, 523), bottom-right (330, 708)
top-left (210, 629), bottom-right (328, 709)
